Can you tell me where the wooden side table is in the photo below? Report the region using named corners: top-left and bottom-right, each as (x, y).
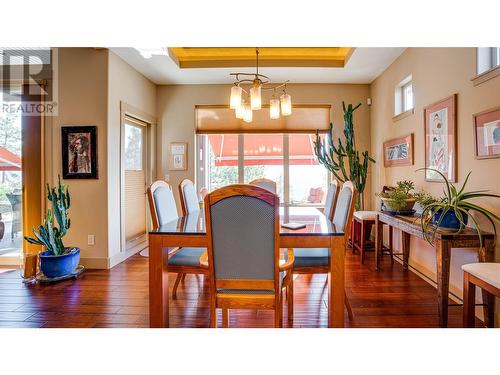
top-left (375, 212), bottom-right (495, 328)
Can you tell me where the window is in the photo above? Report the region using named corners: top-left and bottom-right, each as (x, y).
top-left (476, 47), bottom-right (500, 75)
top-left (197, 133), bottom-right (329, 206)
top-left (394, 75), bottom-right (413, 118)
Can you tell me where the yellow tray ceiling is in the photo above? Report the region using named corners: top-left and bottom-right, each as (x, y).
top-left (168, 47), bottom-right (354, 68)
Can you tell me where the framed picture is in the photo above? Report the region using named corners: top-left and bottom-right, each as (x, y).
top-left (61, 126), bottom-right (98, 179)
top-left (424, 94), bottom-right (457, 182)
top-left (169, 142), bottom-right (187, 171)
top-left (473, 106), bottom-right (500, 159)
top-left (383, 134), bottom-right (414, 167)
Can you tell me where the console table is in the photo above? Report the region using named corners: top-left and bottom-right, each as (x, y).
top-left (374, 212), bottom-right (495, 328)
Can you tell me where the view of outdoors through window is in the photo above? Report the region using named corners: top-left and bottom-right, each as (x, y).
top-left (0, 91), bottom-right (23, 258)
top-left (202, 133), bottom-right (328, 206)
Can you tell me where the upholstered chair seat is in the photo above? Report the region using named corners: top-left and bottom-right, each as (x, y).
top-left (353, 210), bottom-right (378, 221)
top-left (167, 247), bottom-right (207, 267)
top-left (292, 248), bottom-right (329, 268)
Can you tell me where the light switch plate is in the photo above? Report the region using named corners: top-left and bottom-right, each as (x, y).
top-left (87, 235), bottom-right (95, 246)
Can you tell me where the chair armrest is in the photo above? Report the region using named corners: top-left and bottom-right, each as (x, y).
top-left (199, 251), bottom-right (208, 268)
top-left (279, 248), bottom-right (294, 272)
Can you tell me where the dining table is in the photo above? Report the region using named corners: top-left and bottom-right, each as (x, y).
top-left (148, 206), bottom-right (347, 328)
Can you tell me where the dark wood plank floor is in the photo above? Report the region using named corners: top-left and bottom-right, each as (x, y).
top-left (0, 250), bottom-right (474, 328)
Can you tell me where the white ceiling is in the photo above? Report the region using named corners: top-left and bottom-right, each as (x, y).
top-left (109, 47), bottom-right (406, 85)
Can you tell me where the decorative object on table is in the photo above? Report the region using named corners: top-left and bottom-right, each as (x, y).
top-left (228, 47), bottom-right (291, 122)
top-left (24, 176), bottom-right (82, 278)
top-left (473, 106), bottom-right (500, 159)
top-left (376, 180), bottom-right (416, 214)
top-left (423, 94), bottom-right (457, 182)
top-left (416, 168), bottom-right (500, 246)
top-left (314, 102), bottom-right (375, 209)
top-left (169, 142), bottom-right (187, 171)
top-left (61, 126), bottom-right (98, 179)
top-left (383, 134), bottom-right (414, 167)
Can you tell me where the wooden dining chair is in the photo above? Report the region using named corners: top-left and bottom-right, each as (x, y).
top-left (249, 178), bottom-right (277, 194)
top-left (323, 180), bottom-right (339, 220)
top-left (204, 184), bottom-right (293, 328)
top-left (289, 181), bottom-right (357, 322)
top-left (147, 180), bottom-right (208, 299)
top-left (179, 179), bottom-right (201, 216)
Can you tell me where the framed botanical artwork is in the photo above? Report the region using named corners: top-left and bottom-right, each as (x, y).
top-left (473, 106), bottom-right (500, 159)
top-left (169, 142), bottom-right (187, 171)
top-left (383, 134), bottom-right (414, 167)
top-left (424, 94), bottom-right (457, 182)
top-left (61, 126), bottom-right (98, 179)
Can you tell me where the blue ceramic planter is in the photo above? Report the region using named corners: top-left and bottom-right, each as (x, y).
top-left (39, 248), bottom-right (80, 278)
top-left (432, 209), bottom-right (468, 230)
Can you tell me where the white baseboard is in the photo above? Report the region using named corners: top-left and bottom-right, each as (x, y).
top-left (81, 242), bottom-right (146, 269)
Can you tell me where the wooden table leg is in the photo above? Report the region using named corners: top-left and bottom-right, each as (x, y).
top-left (375, 215), bottom-right (382, 271)
top-left (478, 238), bottom-right (496, 328)
top-left (463, 271), bottom-right (476, 328)
top-left (388, 226), bottom-right (394, 264)
top-left (329, 236), bottom-right (345, 328)
top-left (402, 231), bottom-right (411, 271)
top-left (149, 235), bottom-right (169, 328)
top-left (436, 238), bottom-right (451, 328)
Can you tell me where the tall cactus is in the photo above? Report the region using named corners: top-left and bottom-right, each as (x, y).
top-left (24, 176), bottom-right (71, 256)
top-left (314, 102), bottom-right (375, 209)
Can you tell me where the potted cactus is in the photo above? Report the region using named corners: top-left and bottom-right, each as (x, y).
top-left (24, 177), bottom-right (79, 278)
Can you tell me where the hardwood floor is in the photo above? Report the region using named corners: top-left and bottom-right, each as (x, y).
top-left (0, 251), bottom-right (477, 328)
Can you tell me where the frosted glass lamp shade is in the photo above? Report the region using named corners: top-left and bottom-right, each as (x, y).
top-left (280, 93), bottom-right (292, 116)
top-left (250, 84), bottom-right (262, 110)
top-left (243, 103), bottom-right (253, 123)
top-left (235, 103), bottom-right (245, 119)
top-left (270, 98), bottom-right (280, 119)
top-left (230, 85), bottom-right (242, 109)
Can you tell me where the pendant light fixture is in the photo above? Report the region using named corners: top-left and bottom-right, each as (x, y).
top-left (229, 48), bottom-right (291, 122)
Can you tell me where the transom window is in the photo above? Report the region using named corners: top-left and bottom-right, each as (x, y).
top-left (477, 47), bottom-right (500, 75)
top-left (394, 75), bottom-right (413, 116)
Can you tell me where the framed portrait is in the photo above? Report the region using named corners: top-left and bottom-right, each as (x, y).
top-left (61, 126), bottom-right (98, 179)
top-left (473, 106), bottom-right (500, 159)
top-left (383, 134), bottom-right (414, 167)
top-left (169, 142), bottom-right (187, 171)
top-left (424, 94), bottom-right (457, 182)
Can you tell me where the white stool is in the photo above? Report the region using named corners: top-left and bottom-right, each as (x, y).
top-left (462, 262), bottom-right (500, 328)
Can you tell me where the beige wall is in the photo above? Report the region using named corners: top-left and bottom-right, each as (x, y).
top-left (48, 48), bottom-right (109, 265)
top-left (45, 48), bottom-right (156, 268)
top-left (156, 83), bottom-right (372, 207)
top-left (107, 51), bottom-right (156, 265)
top-left (370, 47), bottom-right (500, 322)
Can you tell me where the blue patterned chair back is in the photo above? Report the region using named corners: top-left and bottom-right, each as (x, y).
top-left (249, 178), bottom-right (277, 194)
top-left (323, 180), bottom-right (339, 220)
top-left (332, 181), bottom-right (355, 232)
top-left (180, 179), bottom-right (200, 214)
top-left (206, 185), bottom-right (278, 283)
top-left (152, 183), bottom-right (179, 226)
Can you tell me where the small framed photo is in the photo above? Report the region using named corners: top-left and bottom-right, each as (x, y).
top-left (383, 134), bottom-right (414, 167)
top-left (169, 142), bottom-right (187, 171)
top-left (473, 106), bottom-right (500, 159)
top-left (61, 126), bottom-right (98, 179)
top-left (424, 94), bottom-right (457, 182)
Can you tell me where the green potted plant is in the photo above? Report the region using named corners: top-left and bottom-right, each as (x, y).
top-left (24, 176), bottom-right (79, 278)
top-left (416, 168), bottom-right (500, 246)
top-left (314, 102), bottom-right (375, 209)
top-left (377, 180), bottom-right (417, 213)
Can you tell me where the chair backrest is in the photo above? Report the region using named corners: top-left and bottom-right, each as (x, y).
top-left (179, 179), bottom-right (200, 215)
top-left (204, 184), bottom-right (280, 293)
top-left (332, 181), bottom-right (357, 240)
top-left (323, 180), bottom-right (339, 220)
top-left (147, 180), bottom-right (179, 229)
top-left (249, 178), bottom-right (277, 194)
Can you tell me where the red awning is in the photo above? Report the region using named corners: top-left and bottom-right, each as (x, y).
top-left (208, 134), bottom-right (320, 166)
top-left (0, 146), bottom-right (21, 171)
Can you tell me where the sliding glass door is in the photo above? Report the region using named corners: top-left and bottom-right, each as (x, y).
top-left (197, 133), bottom-right (329, 207)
